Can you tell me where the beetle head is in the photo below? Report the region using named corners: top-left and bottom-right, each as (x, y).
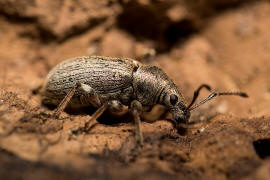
top-left (163, 84), bottom-right (248, 125)
top-left (162, 84), bottom-right (212, 125)
top-left (160, 86), bottom-right (190, 124)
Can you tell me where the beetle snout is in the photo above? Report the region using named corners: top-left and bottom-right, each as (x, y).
top-left (176, 116), bottom-right (186, 124)
top-left (173, 111), bottom-right (190, 124)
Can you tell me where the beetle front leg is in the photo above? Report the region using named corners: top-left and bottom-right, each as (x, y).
top-left (130, 100), bottom-right (144, 146)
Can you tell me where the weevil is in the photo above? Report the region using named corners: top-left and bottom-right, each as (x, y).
top-left (42, 56), bottom-right (248, 145)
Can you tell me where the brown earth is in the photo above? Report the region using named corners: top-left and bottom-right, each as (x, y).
top-left (0, 0), bottom-right (270, 179)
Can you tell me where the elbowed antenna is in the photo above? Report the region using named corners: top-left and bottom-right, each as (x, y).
top-left (187, 90), bottom-right (248, 111)
top-left (186, 84), bottom-right (212, 110)
top-left (184, 84), bottom-right (248, 112)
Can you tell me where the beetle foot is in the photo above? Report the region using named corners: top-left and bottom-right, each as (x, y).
top-left (84, 103), bottom-right (108, 131)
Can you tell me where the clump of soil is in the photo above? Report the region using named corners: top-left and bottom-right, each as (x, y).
top-left (0, 0), bottom-right (270, 179)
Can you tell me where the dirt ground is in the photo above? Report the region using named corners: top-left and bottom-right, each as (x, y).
top-left (0, 0), bottom-right (270, 179)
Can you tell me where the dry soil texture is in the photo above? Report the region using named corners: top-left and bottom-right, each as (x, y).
top-left (0, 0), bottom-right (270, 180)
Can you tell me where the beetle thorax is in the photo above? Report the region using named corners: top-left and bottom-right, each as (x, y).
top-left (132, 65), bottom-right (172, 106)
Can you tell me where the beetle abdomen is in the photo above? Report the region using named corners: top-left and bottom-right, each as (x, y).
top-left (42, 56), bottom-right (139, 105)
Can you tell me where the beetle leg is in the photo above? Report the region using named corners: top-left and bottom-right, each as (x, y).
top-left (78, 83), bottom-right (101, 107)
top-left (107, 100), bottom-right (127, 116)
top-left (130, 100), bottom-right (144, 146)
top-left (84, 103), bottom-right (108, 131)
top-left (53, 83), bottom-right (80, 118)
top-left (84, 100), bottom-right (128, 131)
top-left (53, 82), bottom-right (101, 118)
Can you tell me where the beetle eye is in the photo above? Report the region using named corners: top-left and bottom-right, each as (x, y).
top-left (170, 94), bottom-right (178, 105)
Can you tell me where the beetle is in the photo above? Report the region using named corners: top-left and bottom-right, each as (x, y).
top-left (42, 56), bottom-right (248, 145)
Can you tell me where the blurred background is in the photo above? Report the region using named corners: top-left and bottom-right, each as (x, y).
top-left (0, 0), bottom-right (270, 179)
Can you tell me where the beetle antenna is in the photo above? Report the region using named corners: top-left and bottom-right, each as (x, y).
top-left (188, 91), bottom-right (248, 111)
top-left (186, 84), bottom-right (212, 110)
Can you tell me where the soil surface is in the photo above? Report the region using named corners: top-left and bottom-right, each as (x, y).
top-left (1, 0), bottom-right (270, 180)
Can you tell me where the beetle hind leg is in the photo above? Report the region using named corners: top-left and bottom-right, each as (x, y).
top-left (53, 83), bottom-right (80, 118)
top-left (53, 82), bottom-right (101, 118)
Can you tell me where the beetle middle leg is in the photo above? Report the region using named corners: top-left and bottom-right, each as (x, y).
top-left (107, 100), bottom-right (127, 116)
top-left (84, 100), bottom-right (127, 131)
